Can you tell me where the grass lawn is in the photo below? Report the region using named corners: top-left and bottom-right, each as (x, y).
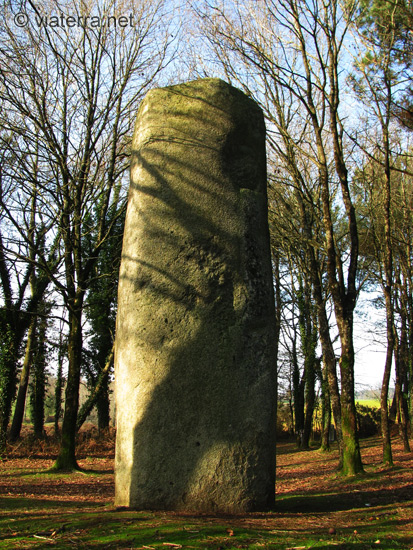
top-left (1, 431), bottom-right (412, 549)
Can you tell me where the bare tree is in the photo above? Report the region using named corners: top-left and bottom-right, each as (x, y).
top-left (350, 0), bottom-right (413, 460)
top-left (193, 0), bottom-right (364, 473)
top-left (0, 0), bottom-right (175, 468)
top-left (0, 127), bottom-right (58, 446)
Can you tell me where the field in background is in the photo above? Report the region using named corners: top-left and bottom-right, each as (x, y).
top-left (356, 399), bottom-right (381, 408)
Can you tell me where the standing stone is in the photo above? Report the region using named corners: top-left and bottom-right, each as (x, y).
top-left (115, 78), bottom-right (277, 513)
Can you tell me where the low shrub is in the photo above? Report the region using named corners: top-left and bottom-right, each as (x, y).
top-left (356, 403), bottom-right (381, 437)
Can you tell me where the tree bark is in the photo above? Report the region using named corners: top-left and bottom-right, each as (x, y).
top-left (312, 269), bottom-right (343, 460)
top-left (97, 386), bottom-right (111, 433)
top-left (337, 318), bottom-right (363, 475)
top-left (394, 317), bottom-right (411, 452)
top-left (292, 339), bottom-right (305, 447)
top-left (0, 323), bottom-right (17, 448)
top-left (54, 342), bottom-right (64, 436)
top-left (9, 317), bottom-right (37, 441)
top-left (380, 321), bottom-right (394, 465)
top-left (76, 344), bottom-right (114, 432)
top-left (299, 279), bottom-right (317, 450)
top-left (31, 312), bottom-right (48, 439)
top-left (319, 361), bottom-right (331, 452)
top-left (53, 304), bottom-right (83, 471)
top-left (302, 361), bottom-right (315, 449)
top-left (381, 251), bottom-right (394, 465)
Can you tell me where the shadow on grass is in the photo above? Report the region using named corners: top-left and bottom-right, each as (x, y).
top-left (2, 466), bottom-right (114, 478)
top-left (276, 483), bottom-right (413, 513)
top-left (1, 501), bottom-right (412, 550)
top-left (0, 495), bottom-right (106, 514)
top-left (0, 507), bottom-right (267, 549)
top-left (0, 477), bottom-right (114, 504)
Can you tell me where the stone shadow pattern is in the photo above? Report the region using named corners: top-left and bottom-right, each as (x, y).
top-left (114, 78), bottom-right (277, 513)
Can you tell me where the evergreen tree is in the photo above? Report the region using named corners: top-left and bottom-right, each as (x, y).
top-left (0, 318), bottom-right (17, 449)
top-left (29, 306), bottom-right (50, 438)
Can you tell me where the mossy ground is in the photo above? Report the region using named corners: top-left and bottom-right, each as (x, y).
top-left (1, 431), bottom-right (412, 549)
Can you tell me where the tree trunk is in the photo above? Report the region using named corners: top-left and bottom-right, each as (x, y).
top-left (273, 253), bottom-right (281, 457)
top-left (54, 340), bottom-right (65, 436)
top-left (298, 278), bottom-right (317, 450)
top-left (76, 345), bottom-right (114, 432)
top-left (399, 384), bottom-right (411, 452)
top-left (293, 345), bottom-right (305, 448)
top-left (30, 313), bottom-right (48, 438)
top-left (409, 323), bottom-right (413, 432)
top-left (381, 79), bottom-right (397, 462)
top-left (53, 304), bottom-right (82, 470)
top-left (394, 319), bottom-right (411, 452)
top-left (399, 330), bottom-right (410, 453)
top-left (0, 324), bottom-right (18, 449)
top-left (381, 337), bottom-right (394, 465)
top-left (94, 330), bottom-right (115, 433)
top-left (338, 318), bottom-right (363, 475)
top-left (97, 387), bottom-right (110, 433)
top-left (302, 357), bottom-right (316, 449)
top-left (9, 317), bottom-right (37, 441)
top-left (381, 283), bottom-right (394, 465)
top-left (313, 281), bottom-right (343, 460)
top-left (320, 362), bottom-right (331, 452)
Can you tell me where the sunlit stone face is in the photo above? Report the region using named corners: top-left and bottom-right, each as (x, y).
top-left (114, 78), bottom-right (277, 513)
